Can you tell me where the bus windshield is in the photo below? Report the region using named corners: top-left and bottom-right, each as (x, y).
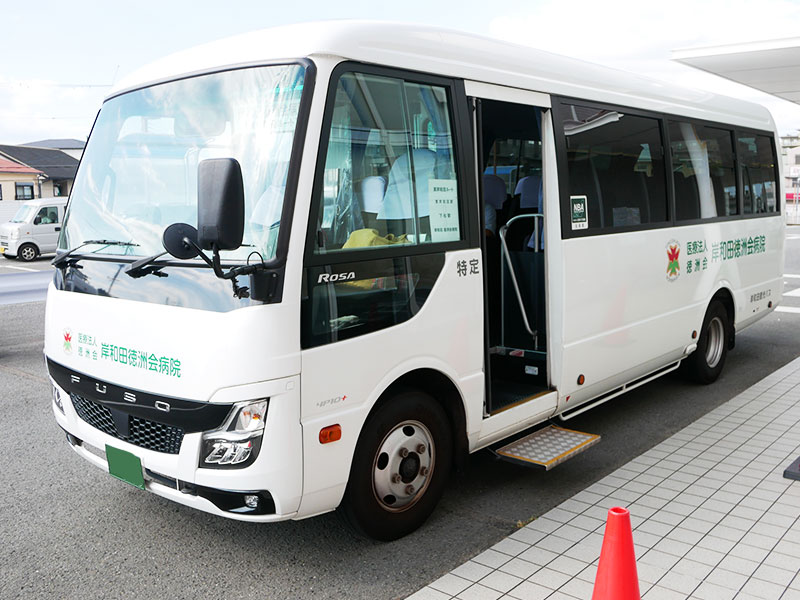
top-left (61, 64), bottom-right (307, 262)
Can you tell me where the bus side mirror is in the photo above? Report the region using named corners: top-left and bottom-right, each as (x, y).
top-left (197, 158), bottom-right (244, 251)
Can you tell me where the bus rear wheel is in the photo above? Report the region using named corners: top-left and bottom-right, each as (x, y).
top-left (340, 390), bottom-right (452, 541)
top-left (687, 300), bottom-right (729, 384)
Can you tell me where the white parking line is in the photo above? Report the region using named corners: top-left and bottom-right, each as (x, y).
top-left (784, 288), bottom-right (800, 298)
top-left (776, 306), bottom-right (800, 313)
top-left (3, 265), bottom-right (37, 272)
top-left (786, 274), bottom-right (800, 278)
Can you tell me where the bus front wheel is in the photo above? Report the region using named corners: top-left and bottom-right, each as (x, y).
top-left (687, 300), bottom-right (729, 384)
top-left (340, 390), bottom-right (452, 541)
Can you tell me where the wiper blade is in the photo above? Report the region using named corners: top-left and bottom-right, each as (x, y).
top-left (125, 251), bottom-right (169, 278)
top-left (52, 239), bottom-right (140, 269)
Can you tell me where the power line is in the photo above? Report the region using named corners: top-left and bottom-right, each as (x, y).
top-left (0, 82), bottom-right (112, 88)
top-left (0, 115), bottom-right (93, 120)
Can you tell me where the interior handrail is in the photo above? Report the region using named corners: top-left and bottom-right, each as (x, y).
top-left (498, 213), bottom-right (543, 345)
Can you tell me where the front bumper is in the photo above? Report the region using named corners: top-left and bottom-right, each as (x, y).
top-left (49, 361), bottom-right (303, 522)
top-left (0, 238), bottom-right (19, 256)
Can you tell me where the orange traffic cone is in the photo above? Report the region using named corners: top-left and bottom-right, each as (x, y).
top-left (592, 506), bottom-right (641, 600)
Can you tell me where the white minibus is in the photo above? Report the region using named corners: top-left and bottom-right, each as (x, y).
top-left (45, 22), bottom-right (784, 540)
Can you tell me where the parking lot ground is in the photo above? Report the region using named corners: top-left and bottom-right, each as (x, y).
top-left (0, 254), bottom-right (54, 273)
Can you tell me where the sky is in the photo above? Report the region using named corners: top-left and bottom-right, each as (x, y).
top-left (4, 0), bottom-right (800, 144)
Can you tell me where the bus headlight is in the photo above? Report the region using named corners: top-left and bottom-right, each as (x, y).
top-left (200, 399), bottom-right (268, 469)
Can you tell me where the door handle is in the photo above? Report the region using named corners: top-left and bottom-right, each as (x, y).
top-left (55, 227), bottom-right (61, 231)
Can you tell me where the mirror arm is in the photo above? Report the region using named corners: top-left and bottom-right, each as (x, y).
top-left (181, 237), bottom-right (263, 299)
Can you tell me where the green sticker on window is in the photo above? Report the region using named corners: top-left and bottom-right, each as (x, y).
top-left (571, 195), bottom-right (588, 230)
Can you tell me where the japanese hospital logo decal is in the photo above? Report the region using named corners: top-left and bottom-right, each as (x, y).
top-left (666, 240), bottom-right (680, 282)
top-left (63, 329), bottom-right (73, 354)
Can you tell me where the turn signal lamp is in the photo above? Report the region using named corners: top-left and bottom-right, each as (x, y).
top-left (233, 400), bottom-right (268, 432)
top-left (319, 424), bottom-right (342, 444)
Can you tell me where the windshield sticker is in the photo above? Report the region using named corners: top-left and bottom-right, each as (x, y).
top-left (429, 179), bottom-right (460, 242)
top-left (64, 329), bottom-right (182, 378)
top-left (570, 195), bottom-right (588, 230)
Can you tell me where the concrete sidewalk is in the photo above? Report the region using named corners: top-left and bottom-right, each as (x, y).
top-left (408, 357), bottom-right (800, 600)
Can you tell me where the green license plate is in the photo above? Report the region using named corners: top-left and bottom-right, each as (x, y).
top-left (106, 445), bottom-right (145, 489)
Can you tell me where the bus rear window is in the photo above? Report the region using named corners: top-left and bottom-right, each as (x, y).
top-left (738, 135), bottom-right (778, 214)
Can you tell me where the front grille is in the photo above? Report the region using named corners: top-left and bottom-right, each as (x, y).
top-left (70, 393), bottom-right (184, 454)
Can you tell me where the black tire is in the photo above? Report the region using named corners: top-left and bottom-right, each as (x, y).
top-left (686, 300), bottom-right (729, 384)
top-left (339, 390), bottom-right (452, 541)
top-left (17, 243), bottom-right (38, 262)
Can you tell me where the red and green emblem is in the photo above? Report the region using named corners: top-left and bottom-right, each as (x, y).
top-left (63, 329), bottom-right (73, 354)
top-left (666, 241), bottom-right (680, 281)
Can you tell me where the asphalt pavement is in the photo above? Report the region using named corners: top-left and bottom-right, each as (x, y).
top-left (0, 232), bottom-right (798, 600)
top-left (0, 255), bottom-right (53, 304)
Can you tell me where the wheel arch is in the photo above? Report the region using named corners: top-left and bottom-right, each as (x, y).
top-left (709, 285), bottom-right (736, 350)
top-left (371, 368), bottom-right (469, 472)
top-left (18, 241), bottom-right (40, 259)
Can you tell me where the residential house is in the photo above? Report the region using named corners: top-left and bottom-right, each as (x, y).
top-left (21, 138), bottom-right (85, 161)
top-left (0, 144), bottom-right (79, 198)
top-left (0, 157), bottom-right (44, 222)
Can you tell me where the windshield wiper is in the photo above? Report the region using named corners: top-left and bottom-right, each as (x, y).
top-left (52, 239), bottom-right (140, 269)
top-left (125, 251), bottom-right (169, 278)
top-left (126, 243), bottom-right (259, 279)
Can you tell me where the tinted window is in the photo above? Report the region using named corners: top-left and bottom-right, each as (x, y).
top-left (314, 72), bottom-right (460, 253)
top-left (302, 253), bottom-right (445, 348)
top-left (670, 122), bottom-right (737, 220)
top-left (562, 104), bottom-right (668, 232)
top-left (739, 135), bottom-right (778, 214)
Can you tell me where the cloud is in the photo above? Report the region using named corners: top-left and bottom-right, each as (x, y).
top-left (0, 77), bottom-right (106, 144)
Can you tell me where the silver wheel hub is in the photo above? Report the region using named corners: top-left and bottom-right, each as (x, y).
top-left (372, 420), bottom-right (434, 512)
top-left (705, 316), bottom-right (725, 368)
top-left (20, 247), bottom-right (35, 260)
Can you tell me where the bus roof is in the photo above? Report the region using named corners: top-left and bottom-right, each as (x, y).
top-left (111, 21), bottom-right (775, 132)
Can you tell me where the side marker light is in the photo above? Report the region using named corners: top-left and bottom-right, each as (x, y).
top-left (577, 374), bottom-right (585, 385)
top-left (319, 424), bottom-right (342, 444)
top-left (692, 330), bottom-right (698, 339)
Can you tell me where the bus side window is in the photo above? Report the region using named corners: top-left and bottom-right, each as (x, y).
top-left (561, 104), bottom-right (668, 233)
top-left (670, 122), bottom-right (737, 220)
top-left (313, 72), bottom-right (461, 254)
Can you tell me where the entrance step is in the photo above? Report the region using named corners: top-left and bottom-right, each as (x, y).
top-left (496, 425), bottom-right (600, 470)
